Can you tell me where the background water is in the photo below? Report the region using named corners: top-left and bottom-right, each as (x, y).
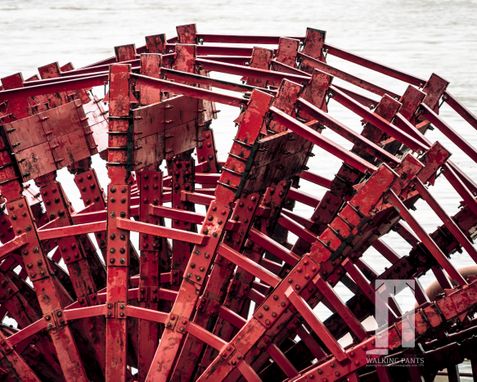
top-left (1, 0), bottom-right (477, 379)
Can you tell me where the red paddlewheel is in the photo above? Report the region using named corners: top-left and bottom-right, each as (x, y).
top-left (0, 24), bottom-right (476, 382)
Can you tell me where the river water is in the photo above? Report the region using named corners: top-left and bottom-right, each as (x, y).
top-left (1, 0), bottom-right (477, 379)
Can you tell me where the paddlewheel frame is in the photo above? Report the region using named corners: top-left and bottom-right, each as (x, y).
top-left (0, 23), bottom-right (476, 381)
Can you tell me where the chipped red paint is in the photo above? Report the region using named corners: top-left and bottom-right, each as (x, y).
top-left (0, 23), bottom-right (476, 382)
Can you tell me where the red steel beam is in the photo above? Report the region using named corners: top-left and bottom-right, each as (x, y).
top-left (297, 97), bottom-right (401, 165)
top-left (37, 221), bottom-right (107, 240)
top-left (286, 287), bottom-right (347, 362)
top-left (329, 87), bottom-right (428, 153)
top-left (270, 106), bottom-right (377, 173)
top-left (414, 178), bottom-right (477, 263)
top-left (323, 43), bottom-right (424, 86)
top-left (298, 52), bottom-right (399, 98)
top-left (62, 304), bottom-right (107, 321)
top-left (421, 103), bottom-right (477, 162)
top-left (0, 331), bottom-right (41, 381)
top-left (444, 91), bottom-right (477, 131)
top-left (197, 34), bottom-right (286, 44)
top-left (116, 218), bottom-right (207, 245)
top-left (0, 233), bottom-right (27, 260)
top-left (0, 73), bottom-right (107, 101)
top-left (299, 170), bottom-right (332, 189)
top-left (7, 319), bottom-right (47, 347)
top-left (136, 170), bottom-right (166, 381)
top-left (104, 64), bottom-right (132, 381)
top-left (126, 305), bottom-right (168, 324)
top-left (387, 190), bottom-right (467, 285)
top-left (132, 73), bottom-right (244, 107)
top-left (218, 243), bottom-right (281, 287)
top-left (197, 58), bottom-right (309, 85)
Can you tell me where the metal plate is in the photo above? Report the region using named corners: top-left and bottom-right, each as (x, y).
top-left (3, 101), bottom-right (97, 180)
top-left (132, 95), bottom-right (199, 170)
top-left (14, 142), bottom-right (56, 179)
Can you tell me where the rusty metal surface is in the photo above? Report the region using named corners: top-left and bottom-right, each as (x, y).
top-left (0, 23), bottom-right (476, 382)
top-left (4, 100), bottom-right (97, 180)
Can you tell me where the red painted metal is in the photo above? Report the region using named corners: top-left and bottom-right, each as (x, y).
top-left (0, 23), bottom-right (476, 382)
top-left (104, 64), bottom-right (132, 381)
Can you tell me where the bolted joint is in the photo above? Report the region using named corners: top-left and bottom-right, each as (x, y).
top-left (105, 301), bottom-right (127, 319)
top-left (164, 314), bottom-right (188, 333)
top-left (44, 309), bottom-right (67, 331)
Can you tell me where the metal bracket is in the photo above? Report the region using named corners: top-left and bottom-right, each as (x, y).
top-left (106, 302), bottom-right (127, 319)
